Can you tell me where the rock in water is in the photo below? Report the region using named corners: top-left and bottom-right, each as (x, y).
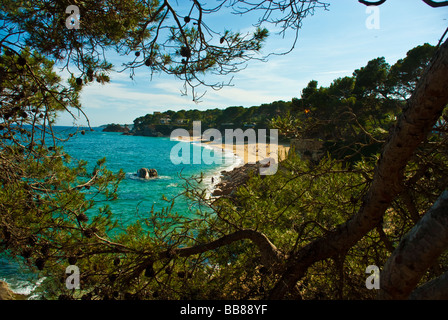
top-left (137, 168), bottom-right (158, 179)
top-left (137, 168), bottom-right (149, 179)
top-left (148, 168), bottom-right (158, 177)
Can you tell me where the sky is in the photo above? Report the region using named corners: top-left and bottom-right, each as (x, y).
top-left (55, 0), bottom-right (448, 127)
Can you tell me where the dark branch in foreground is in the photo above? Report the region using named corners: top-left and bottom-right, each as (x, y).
top-left (159, 229), bottom-right (286, 271)
top-left (409, 271), bottom-right (448, 300)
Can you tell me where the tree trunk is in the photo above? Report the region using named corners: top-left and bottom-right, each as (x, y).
top-left (378, 190), bottom-right (448, 299)
top-left (408, 270), bottom-right (448, 300)
top-left (269, 38), bottom-right (448, 299)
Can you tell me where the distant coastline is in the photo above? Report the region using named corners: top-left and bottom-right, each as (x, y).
top-left (101, 123), bottom-right (132, 133)
top-left (100, 123), bottom-right (291, 163)
top-left (98, 124), bottom-right (291, 201)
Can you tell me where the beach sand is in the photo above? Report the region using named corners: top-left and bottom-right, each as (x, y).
top-left (174, 136), bottom-right (290, 164)
top-left (173, 135), bottom-right (290, 196)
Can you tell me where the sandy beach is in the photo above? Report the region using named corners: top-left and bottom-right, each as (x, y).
top-left (174, 136), bottom-right (290, 164)
top-left (173, 135), bottom-right (290, 197)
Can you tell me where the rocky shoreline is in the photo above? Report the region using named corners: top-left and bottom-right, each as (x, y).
top-left (212, 162), bottom-right (266, 197)
top-left (0, 281), bottom-right (27, 300)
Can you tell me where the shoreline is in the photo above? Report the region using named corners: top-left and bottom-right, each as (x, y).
top-left (172, 135), bottom-right (290, 197)
top-left (170, 136), bottom-right (245, 195)
top-left (0, 280), bottom-right (28, 300)
top-left (174, 135), bottom-right (290, 165)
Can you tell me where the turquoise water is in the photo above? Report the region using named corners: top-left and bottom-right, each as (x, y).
top-left (0, 126), bottom-right (242, 297)
top-left (61, 127), bottom-right (225, 225)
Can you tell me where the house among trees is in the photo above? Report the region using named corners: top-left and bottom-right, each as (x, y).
top-left (160, 117), bottom-right (171, 124)
top-left (175, 118), bottom-right (188, 124)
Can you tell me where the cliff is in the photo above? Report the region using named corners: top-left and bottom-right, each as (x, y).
top-left (132, 124), bottom-right (189, 137)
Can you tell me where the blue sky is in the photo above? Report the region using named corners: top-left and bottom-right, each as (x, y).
top-left (55, 0), bottom-right (448, 127)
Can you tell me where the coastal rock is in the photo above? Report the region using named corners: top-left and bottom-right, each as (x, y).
top-left (102, 124), bottom-right (130, 133)
top-left (137, 168), bottom-right (158, 179)
top-left (212, 188), bottom-right (224, 196)
top-left (212, 162), bottom-right (261, 197)
top-left (148, 168), bottom-right (158, 177)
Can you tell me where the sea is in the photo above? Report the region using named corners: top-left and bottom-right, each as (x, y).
top-left (0, 126), bottom-right (243, 298)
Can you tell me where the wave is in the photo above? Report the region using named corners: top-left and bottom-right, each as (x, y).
top-left (170, 137), bottom-right (244, 175)
top-left (0, 276), bottom-right (46, 300)
top-left (125, 173), bottom-right (171, 181)
top-left (169, 136), bottom-right (245, 197)
top-left (200, 145), bottom-right (244, 197)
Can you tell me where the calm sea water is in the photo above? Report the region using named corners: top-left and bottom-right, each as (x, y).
top-left (0, 126), bottom-right (242, 297)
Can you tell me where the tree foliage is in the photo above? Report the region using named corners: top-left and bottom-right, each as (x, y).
top-left (133, 100), bottom-right (293, 134)
top-left (273, 43), bottom-right (439, 163)
top-left (3, 0), bottom-right (318, 100)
